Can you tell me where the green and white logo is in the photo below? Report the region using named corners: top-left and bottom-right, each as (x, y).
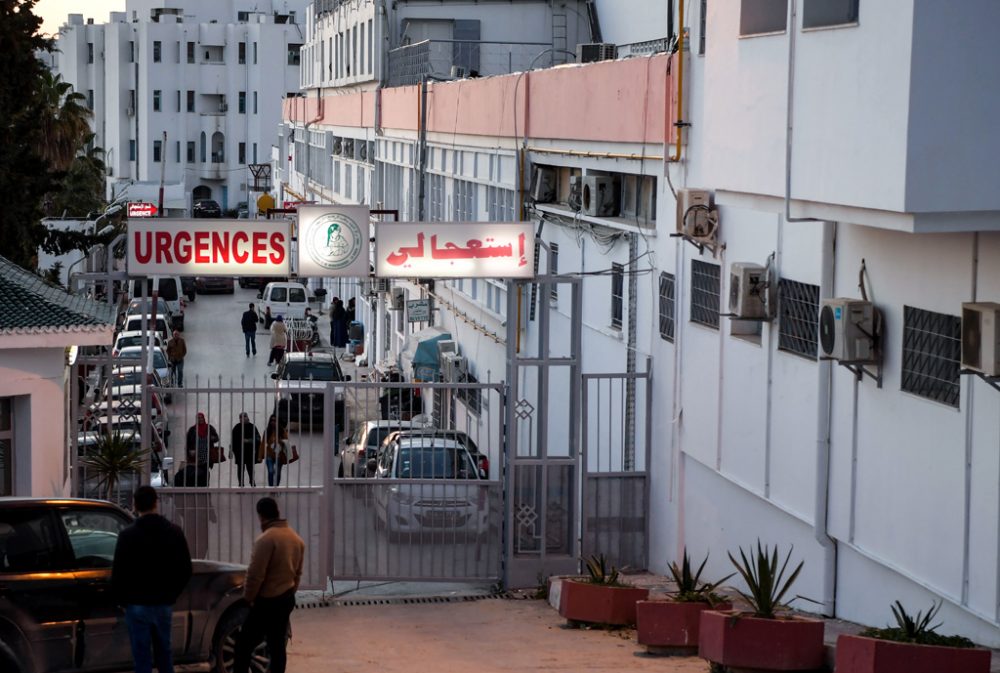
top-left (305, 212), bottom-right (364, 271)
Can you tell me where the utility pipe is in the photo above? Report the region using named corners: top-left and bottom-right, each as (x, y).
top-left (668, 0), bottom-right (684, 162)
top-left (814, 220), bottom-right (837, 616)
top-left (962, 232), bottom-right (978, 605)
top-left (784, 0), bottom-right (818, 224)
top-left (525, 146), bottom-right (664, 162)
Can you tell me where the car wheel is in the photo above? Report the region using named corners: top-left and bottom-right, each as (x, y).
top-left (213, 606), bottom-right (271, 673)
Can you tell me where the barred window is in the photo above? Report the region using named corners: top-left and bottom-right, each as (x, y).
top-left (454, 179), bottom-right (478, 220)
top-left (659, 272), bottom-right (675, 342)
top-left (611, 263), bottom-right (624, 330)
top-left (778, 278), bottom-right (819, 359)
top-left (901, 306), bottom-right (961, 408)
top-left (459, 371), bottom-right (481, 415)
top-left (690, 260), bottom-right (720, 329)
top-left (549, 243), bottom-right (559, 301)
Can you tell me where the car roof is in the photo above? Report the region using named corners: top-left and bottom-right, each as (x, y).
top-left (363, 420), bottom-right (425, 431)
top-left (284, 352), bottom-right (337, 363)
top-left (0, 497), bottom-right (126, 510)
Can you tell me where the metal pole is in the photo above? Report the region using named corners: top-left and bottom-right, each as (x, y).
top-left (158, 130), bottom-right (167, 216)
top-left (322, 381), bottom-right (335, 592)
top-left (503, 279), bottom-right (519, 589)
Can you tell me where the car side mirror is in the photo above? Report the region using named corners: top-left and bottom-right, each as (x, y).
top-left (256, 291), bottom-right (263, 300)
top-left (270, 372), bottom-right (278, 380)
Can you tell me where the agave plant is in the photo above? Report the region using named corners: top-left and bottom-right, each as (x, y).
top-left (583, 554), bottom-right (622, 586)
top-left (859, 600), bottom-right (975, 648)
top-left (727, 541), bottom-right (804, 618)
top-left (668, 550), bottom-right (733, 605)
top-left (80, 431), bottom-right (149, 501)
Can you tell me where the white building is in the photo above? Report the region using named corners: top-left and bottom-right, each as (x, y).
top-left (53, 0), bottom-right (309, 214)
top-left (280, 0), bottom-right (1000, 647)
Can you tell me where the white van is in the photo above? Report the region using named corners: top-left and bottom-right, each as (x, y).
top-left (128, 276), bottom-right (186, 330)
top-left (258, 281), bottom-right (311, 320)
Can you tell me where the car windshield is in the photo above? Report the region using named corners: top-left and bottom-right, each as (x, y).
top-left (116, 335), bottom-right (158, 350)
top-left (126, 318), bottom-right (168, 333)
top-left (118, 349), bottom-right (167, 370)
top-left (367, 427), bottom-right (399, 447)
top-left (283, 361), bottom-right (342, 381)
top-left (396, 446), bottom-right (478, 479)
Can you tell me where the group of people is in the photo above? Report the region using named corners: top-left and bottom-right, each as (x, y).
top-left (176, 411), bottom-right (296, 487)
top-left (328, 296), bottom-right (355, 354)
top-left (112, 486), bottom-right (304, 673)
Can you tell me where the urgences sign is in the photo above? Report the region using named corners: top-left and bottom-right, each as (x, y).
top-left (127, 220), bottom-right (290, 276)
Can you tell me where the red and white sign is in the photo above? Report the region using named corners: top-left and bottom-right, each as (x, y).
top-left (283, 200), bottom-right (316, 209)
top-left (127, 220), bottom-right (291, 276)
top-left (374, 221), bottom-right (535, 279)
top-left (128, 202), bottom-right (158, 218)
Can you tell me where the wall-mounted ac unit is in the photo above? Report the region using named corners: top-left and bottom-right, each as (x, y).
top-left (441, 352), bottom-right (467, 382)
top-left (436, 339), bottom-right (457, 359)
top-left (581, 175), bottom-right (617, 217)
top-left (530, 166), bottom-right (556, 203)
top-left (961, 302), bottom-right (1000, 376)
top-left (676, 188), bottom-right (718, 240)
top-left (390, 286), bottom-right (406, 310)
top-left (577, 42), bottom-right (617, 63)
top-left (729, 263), bottom-right (771, 319)
top-left (568, 175), bottom-right (583, 210)
top-left (358, 142), bottom-right (368, 161)
top-left (450, 65), bottom-right (467, 79)
top-left (370, 277), bottom-right (390, 294)
top-left (819, 298), bottom-right (877, 363)
top-left (333, 138), bottom-right (343, 155)
top-left (343, 139), bottom-right (354, 157)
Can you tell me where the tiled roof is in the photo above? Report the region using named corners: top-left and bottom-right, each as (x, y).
top-left (0, 255), bottom-right (115, 336)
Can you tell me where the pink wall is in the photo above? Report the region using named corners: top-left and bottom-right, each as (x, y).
top-left (283, 55), bottom-right (673, 145)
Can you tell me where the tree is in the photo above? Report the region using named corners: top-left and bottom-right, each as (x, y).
top-left (37, 70), bottom-right (93, 172)
top-left (44, 137), bottom-right (107, 218)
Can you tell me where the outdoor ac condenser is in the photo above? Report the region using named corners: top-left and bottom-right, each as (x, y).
top-left (580, 176), bottom-right (617, 217)
top-left (819, 298), bottom-right (877, 363)
top-left (961, 302), bottom-right (1000, 376)
top-left (729, 263), bottom-right (770, 319)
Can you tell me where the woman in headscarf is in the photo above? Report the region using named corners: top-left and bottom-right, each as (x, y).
top-left (257, 414), bottom-right (291, 486)
top-left (268, 315), bottom-right (287, 366)
top-left (329, 298), bottom-right (348, 355)
top-left (185, 412), bottom-right (220, 468)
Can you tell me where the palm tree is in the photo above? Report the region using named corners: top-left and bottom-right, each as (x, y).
top-left (81, 431), bottom-right (149, 502)
top-left (37, 71), bottom-right (92, 172)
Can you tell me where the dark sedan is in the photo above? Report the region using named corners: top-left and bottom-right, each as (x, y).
top-left (195, 276), bottom-right (236, 294)
top-left (0, 498), bottom-right (269, 673)
top-left (192, 199), bottom-right (222, 218)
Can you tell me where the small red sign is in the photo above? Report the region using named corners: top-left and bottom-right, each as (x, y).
top-left (128, 202), bottom-right (158, 218)
top-left (282, 200), bottom-right (316, 210)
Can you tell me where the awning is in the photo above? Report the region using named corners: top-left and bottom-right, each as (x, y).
top-left (398, 325), bottom-right (452, 381)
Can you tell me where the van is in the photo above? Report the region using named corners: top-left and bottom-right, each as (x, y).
top-left (127, 276), bottom-right (186, 330)
top-left (257, 281), bottom-right (311, 320)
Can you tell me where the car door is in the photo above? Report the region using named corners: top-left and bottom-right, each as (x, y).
top-left (0, 507), bottom-right (79, 673)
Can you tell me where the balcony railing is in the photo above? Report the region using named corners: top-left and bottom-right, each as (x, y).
top-left (387, 39), bottom-right (556, 87)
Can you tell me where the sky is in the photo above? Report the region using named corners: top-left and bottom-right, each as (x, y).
top-left (35, 0), bottom-right (126, 37)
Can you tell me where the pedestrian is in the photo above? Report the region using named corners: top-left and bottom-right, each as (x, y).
top-left (166, 329), bottom-right (187, 387)
top-left (112, 486), bottom-right (192, 673)
top-left (268, 315), bottom-right (287, 366)
top-left (233, 497), bottom-right (304, 673)
top-left (258, 414), bottom-right (292, 487)
top-left (346, 297), bottom-right (356, 324)
top-left (329, 298), bottom-right (348, 354)
top-left (186, 412), bottom-right (221, 469)
top-left (241, 303), bottom-right (259, 357)
top-left (231, 412), bottom-right (261, 487)
top-left (263, 306), bottom-right (274, 330)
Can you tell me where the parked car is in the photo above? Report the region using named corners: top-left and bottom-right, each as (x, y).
top-left (181, 276), bottom-right (197, 301)
top-left (371, 437), bottom-right (489, 538)
top-left (257, 281), bottom-right (311, 320)
top-left (78, 414), bottom-right (169, 454)
top-left (238, 275), bottom-right (283, 290)
top-left (111, 330), bottom-right (164, 357)
top-left (121, 314), bottom-right (171, 342)
top-left (192, 199), bottom-right (222, 218)
top-left (0, 498), bottom-right (271, 673)
top-left (116, 345), bottom-right (170, 383)
top-left (379, 428), bottom-right (490, 479)
top-left (340, 420), bottom-right (427, 478)
top-left (195, 276), bottom-right (236, 294)
top-left (236, 201), bottom-right (249, 218)
top-left (272, 352), bottom-right (350, 429)
top-left (123, 296), bottom-right (174, 327)
top-left (126, 276), bottom-right (186, 330)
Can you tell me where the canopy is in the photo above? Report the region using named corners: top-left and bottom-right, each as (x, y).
top-left (398, 325), bottom-right (452, 381)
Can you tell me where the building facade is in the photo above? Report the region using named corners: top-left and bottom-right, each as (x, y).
top-left (53, 0), bottom-right (308, 214)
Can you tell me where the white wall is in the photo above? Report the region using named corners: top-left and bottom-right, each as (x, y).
top-left (593, 0), bottom-right (667, 45)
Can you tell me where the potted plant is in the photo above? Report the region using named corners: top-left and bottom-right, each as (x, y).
top-left (699, 541), bottom-right (825, 671)
top-left (636, 550), bottom-right (733, 655)
top-left (81, 431), bottom-right (148, 502)
top-left (836, 601), bottom-right (991, 673)
top-left (558, 554), bottom-right (649, 626)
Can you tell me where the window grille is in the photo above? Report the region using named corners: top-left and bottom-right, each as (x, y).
top-left (690, 260), bottom-right (720, 329)
top-left (459, 371), bottom-right (481, 416)
top-left (487, 186), bottom-right (516, 221)
top-left (611, 263), bottom-right (624, 330)
top-left (778, 278), bottom-right (819, 359)
top-left (454, 180), bottom-right (477, 220)
top-left (550, 243), bottom-right (559, 301)
top-left (659, 272), bottom-right (675, 341)
top-left (901, 306), bottom-right (961, 408)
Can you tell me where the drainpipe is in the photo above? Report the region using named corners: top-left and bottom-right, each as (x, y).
top-left (668, 0), bottom-right (684, 163)
top-left (815, 221), bottom-right (837, 617)
top-left (784, 0), bottom-right (817, 225)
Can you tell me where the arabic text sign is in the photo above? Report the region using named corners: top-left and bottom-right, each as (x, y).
top-left (407, 299), bottom-right (431, 322)
top-left (127, 219), bottom-right (290, 276)
top-left (128, 202), bottom-right (158, 217)
top-left (297, 205), bottom-right (371, 277)
top-left (375, 222), bottom-right (535, 278)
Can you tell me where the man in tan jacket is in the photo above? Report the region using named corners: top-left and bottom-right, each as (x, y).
top-left (234, 497), bottom-right (305, 673)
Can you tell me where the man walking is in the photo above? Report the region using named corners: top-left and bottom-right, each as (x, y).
top-left (166, 329), bottom-right (187, 387)
top-left (234, 497), bottom-right (304, 673)
top-left (242, 303), bottom-right (259, 357)
top-left (231, 412), bottom-right (261, 486)
top-left (112, 486), bottom-right (192, 673)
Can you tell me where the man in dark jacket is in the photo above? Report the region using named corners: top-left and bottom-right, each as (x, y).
top-left (112, 486), bottom-right (192, 673)
top-left (241, 302), bottom-right (259, 357)
top-left (230, 412), bottom-right (261, 486)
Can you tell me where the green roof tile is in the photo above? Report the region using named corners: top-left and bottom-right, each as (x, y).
top-left (0, 255), bottom-right (115, 334)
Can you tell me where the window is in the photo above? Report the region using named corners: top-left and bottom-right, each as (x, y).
top-left (368, 19), bottom-right (374, 73)
top-left (175, 140), bottom-right (180, 162)
top-left (459, 371), bottom-right (482, 415)
top-left (333, 160), bottom-right (341, 192)
top-left (803, 0), bottom-right (859, 28)
top-left (153, 40), bottom-right (161, 62)
top-left (345, 164), bottom-right (353, 199)
top-left (740, 0), bottom-right (788, 36)
top-left (86, 89), bottom-right (94, 109)
top-left (0, 398), bottom-right (11, 496)
top-left (176, 90), bottom-right (181, 112)
top-left (186, 90), bottom-right (195, 112)
top-left (186, 41), bottom-right (195, 63)
top-left (238, 91), bottom-right (246, 114)
top-left (152, 89), bottom-right (161, 111)
top-left (359, 22), bottom-right (365, 74)
top-left (253, 91), bottom-right (258, 114)
top-left (0, 508), bottom-right (66, 570)
top-left (611, 263), bottom-right (624, 330)
top-left (690, 260), bottom-right (721, 329)
top-left (62, 510), bottom-right (127, 568)
top-left (128, 41), bottom-right (135, 62)
top-left (253, 42), bottom-right (258, 64)
top-left (199, 132), bottom-right (206, 162)
top-left (901, 306), bottom-right (961, 408)
top-left (659, 272), bottom-right (675, 341)
top-left (129, 89), bottom-right (136, 109)
top-left (87, 42), bottom-right (94, 63)
top-left (238, 142), bottom-right (246, 164)
top-left (152, 140), bottom-right (161, 162)
top-left (238, 10), bottom-right (249, 22)
top-left (186, 141), bottom-right (195, 163)
top-left (777, 278), bottom-right (819, 359)
top-left (288, 43), bottom-right (302, 66)
top-left (252, 142), bottom-right (257, 163)
top-left (550, 242), bottom-right (559, 300)
top-left (238, 41), bottom-right (246, 64)
top-left (129, 140), bottom-right (136, 161)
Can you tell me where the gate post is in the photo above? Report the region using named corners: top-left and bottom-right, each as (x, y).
top-left (321, 380), bottom-right (334, 593)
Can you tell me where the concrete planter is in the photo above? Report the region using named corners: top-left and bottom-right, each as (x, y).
top-left (698, 609), bottom-right (825, 671)
top-left (835, 633), bottom-right (991, 673)
top-left (558, 579), bottom-right (649, 626)
top-left (636, 600), bottom-right (730, 655)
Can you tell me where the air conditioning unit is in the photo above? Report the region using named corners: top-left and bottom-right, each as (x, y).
top-left (961, 302), bottom-right (1000, 376)
top-left (530, 166), bottom-right (556, 203)
top-left (343, 139), bottom-right (354, 157)
top-left (436, 339), bottom-right (457, 359)
top-left (441, 352), bottom-right (467, 382)
top-left (676, 188), bottom-right (718, 240)
top-left (581, 176), bottom-right (618, 217)
top-left (390, 287), bottom-right (406, 310)
top-left (369, 277), bottom-right (390, 294)
top-left (450, 65), bottom-right (467, 79)
top-left (729, 263), bottom-right (771, 319)
top-left (358, 142), bottom-right (368, 161)
top-left (333, 138), bottom-right (343, 155)
top-left (568, 175), bottom-right (583, 210)
top-left (576, 42), bottom-right (617, 63)
top-left (819, 298), bottom-right (877, 363)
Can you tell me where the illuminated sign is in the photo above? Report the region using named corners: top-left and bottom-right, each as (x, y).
top-left (127, 219), bottom-right (290, 276)
top-left (128, 202), bottom-right (158, 217)
top-left (375, 222), bottom-right (535, 279)
top-left (297, 205), bottom-right (371, 277)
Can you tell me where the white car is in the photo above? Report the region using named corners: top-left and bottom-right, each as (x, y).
top-left (127, 275), bottom-right (186, 330)
top-left (340, 419), bottom-right (427, 478)
top-left (122, 313), bottom-right (171, 342)
top-left (112, 330), bottom-right (164, 357)
top-left (116, 345), bottom-right (170, 383)
top-left (258, 281), bottom-right (311, 320)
